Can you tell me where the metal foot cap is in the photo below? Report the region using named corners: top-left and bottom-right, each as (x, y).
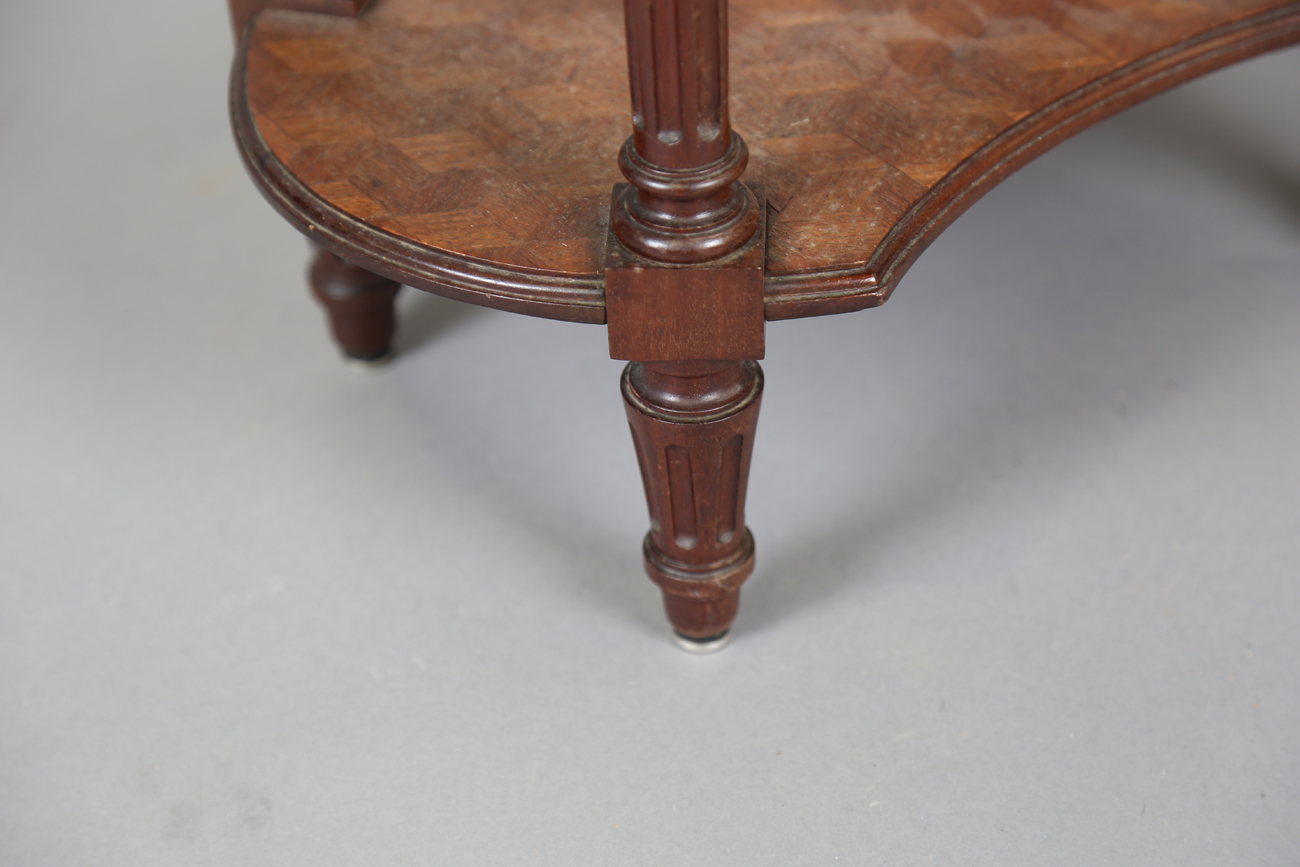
top-left (344, 349), bottom-right (393, 373)
top-left (672, 630), bottom-right (731, 654)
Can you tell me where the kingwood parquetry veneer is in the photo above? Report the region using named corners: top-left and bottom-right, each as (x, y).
top-left (229, 0), bottom-right (1300, 650)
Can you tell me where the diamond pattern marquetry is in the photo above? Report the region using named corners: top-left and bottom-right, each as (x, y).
top-left (240, 0), bottom-right (1300, 318)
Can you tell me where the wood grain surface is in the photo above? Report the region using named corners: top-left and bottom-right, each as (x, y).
top-left (307, 244), bottom-right (401, 360)
top-left (622, 360), bottom-right (764, 640)
top-left (234, 0), bottom-right (1300, 320)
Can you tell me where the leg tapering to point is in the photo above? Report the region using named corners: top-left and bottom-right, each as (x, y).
top-left (308, 245), bottom-right (401, 363)
top-left (622, 360), bottom-right (762, 646)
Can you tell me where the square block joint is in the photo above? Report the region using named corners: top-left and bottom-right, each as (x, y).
top-left (606, 187), bottom-right (767, 362)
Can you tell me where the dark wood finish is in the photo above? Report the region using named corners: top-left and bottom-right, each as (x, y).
top-left (606, 185), bottom-right (766, 361)
top-left (230, 1), bottom-right (400, 360)
top-left (308, 246), bottom-right (402, 360)
top-left (229, 0), bottom-right (371, 38)
top-left (612, 0), bottom-right (761, 263)
top-left (231, 0), bottom-right (1300, 321)
top-left (611, 1), bottom-right (766, 643)
top-left (761, 0), bottom-right (1300, 319)
top-left (230, 0), bottom-right (1300, 645)
top-left (622, 361), bottom-right (762, 641)
top-left (229, 15), bottom-right (608, 324)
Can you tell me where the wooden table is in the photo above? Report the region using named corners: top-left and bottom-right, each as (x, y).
top-left (230, 0), bottom-right (1300, 648)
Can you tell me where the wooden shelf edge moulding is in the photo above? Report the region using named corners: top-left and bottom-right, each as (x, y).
top-left (231, 0), bottom-right (1300, 324)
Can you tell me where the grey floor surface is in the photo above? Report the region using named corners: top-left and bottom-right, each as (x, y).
top-left (2, 2), bottom-right (1299, 864)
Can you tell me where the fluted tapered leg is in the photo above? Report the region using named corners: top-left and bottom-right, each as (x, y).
top-left (622, 360), bottom-right (762, 648)
top-left (308, 245), bottom-right (401, 362)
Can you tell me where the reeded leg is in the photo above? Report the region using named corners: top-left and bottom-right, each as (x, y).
top-left (308, 245), bottom-right (401, 364)
top-left (622, 360), bottom-right (763, 650)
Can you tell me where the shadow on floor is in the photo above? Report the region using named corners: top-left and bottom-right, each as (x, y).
top-left (1107, 80), bottom-right (1300, 231)
top-left (393, 289), bottom-right (484, 356)
top-left (742, 61), bottom-right (1300, 633)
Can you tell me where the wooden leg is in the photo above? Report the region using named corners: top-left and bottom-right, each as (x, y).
top-left (308, 245), bottom-right (401, 362)
top-left (622, 360), bottom-right (763, 650)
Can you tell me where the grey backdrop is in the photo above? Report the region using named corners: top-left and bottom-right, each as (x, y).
top-left (1, 1), bottom-right (1298, 864)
